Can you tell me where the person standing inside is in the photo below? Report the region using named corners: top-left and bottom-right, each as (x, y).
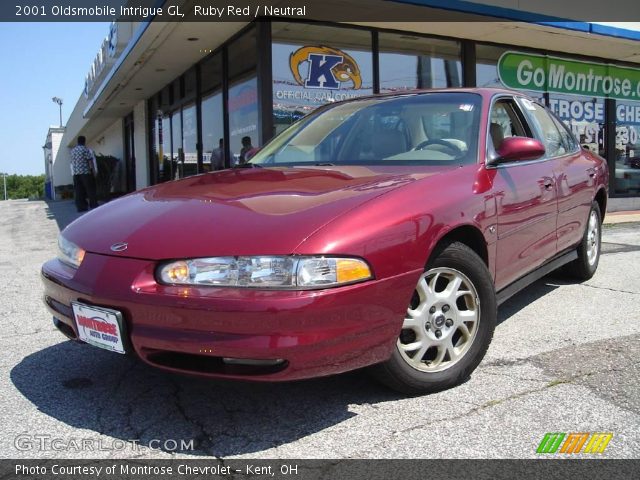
top-left (210, 138), bottom-right (225, 171)
top-left (70, 136), bottom-right (98, 212)
top-left (239, 136), bottom-right (257, 164)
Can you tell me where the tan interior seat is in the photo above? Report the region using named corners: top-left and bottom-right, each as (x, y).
top-left (490, 122), bottom-right (504, 150)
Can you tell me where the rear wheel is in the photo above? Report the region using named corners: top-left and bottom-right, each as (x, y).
top-left (564, 202), bottom-right (602, 281)
top-left (371, 242), bottom-right (496, 395)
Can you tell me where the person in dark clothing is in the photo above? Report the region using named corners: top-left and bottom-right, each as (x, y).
top-left (239, 136), bottom-right (257, 164)
top-left (70, 136), bottom-right (98, 212)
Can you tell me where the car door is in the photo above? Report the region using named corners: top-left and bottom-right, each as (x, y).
top-left (523, 103), bottom-right (597, 253)
top-left (488, 97), bottom-right (558, 291)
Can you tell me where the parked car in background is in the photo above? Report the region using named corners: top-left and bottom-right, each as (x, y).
top-left (42, 89), bottom-right (608, 394)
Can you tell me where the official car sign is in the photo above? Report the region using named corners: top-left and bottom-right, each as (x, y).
top-left (289, 45), bottom-right (362, 90)
top-left (71, 303), bottom-right (126, 354)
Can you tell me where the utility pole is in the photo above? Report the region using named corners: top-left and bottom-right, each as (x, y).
top-left (52, 97), bottom-right (63, 127)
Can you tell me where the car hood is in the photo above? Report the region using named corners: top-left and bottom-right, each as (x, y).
top-left (63, 166), bottom-right (447, 260)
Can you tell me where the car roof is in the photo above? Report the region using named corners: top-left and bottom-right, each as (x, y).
top-left (322, 87), bottom-right (533, 108)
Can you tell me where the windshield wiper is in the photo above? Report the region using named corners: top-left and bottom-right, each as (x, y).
top-left (313, 163), bottom-right (335, 166)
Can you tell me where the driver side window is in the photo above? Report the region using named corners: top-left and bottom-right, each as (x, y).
top-left (488, 99), bottom-right (529, 153)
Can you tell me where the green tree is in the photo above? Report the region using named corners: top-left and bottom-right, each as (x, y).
top-left (1, 174), bottom-right (45, 200)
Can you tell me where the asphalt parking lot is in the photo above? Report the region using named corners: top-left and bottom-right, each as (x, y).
top-left (1, 199), bottom-right (638, 459)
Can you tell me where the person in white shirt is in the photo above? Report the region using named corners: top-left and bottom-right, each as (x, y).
top-left (210, 138), bottom-right (225, 171)
top-left (69, 136), bottom-right (98, 212)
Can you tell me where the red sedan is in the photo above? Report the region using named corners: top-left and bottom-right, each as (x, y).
top-left (42, 89), bottom-right (608, 394)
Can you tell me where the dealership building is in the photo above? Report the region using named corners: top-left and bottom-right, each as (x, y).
top-left (45, 0), bottom-right (640, 210)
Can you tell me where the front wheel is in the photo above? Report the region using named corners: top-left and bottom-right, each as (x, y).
top-left (370, 242), bottom-right (496, 395)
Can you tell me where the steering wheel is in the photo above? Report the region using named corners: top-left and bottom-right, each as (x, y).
top-left (413, 139), bottom-right (463, 156)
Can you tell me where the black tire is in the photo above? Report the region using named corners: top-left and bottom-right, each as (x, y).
top-left (370, 242), bottom-right (496, 395)
top-left (564, 202), bottom-right (602, 281)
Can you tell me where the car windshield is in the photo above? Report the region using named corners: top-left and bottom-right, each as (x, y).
top-left (250, 92), bottom-right (482, 167)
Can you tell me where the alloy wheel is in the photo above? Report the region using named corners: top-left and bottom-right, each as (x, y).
top-left (398, 267), bottom-right (480, 373)
top-left (586, 210), bottom-right (600, 266)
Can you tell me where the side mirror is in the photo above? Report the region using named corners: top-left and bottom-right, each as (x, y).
top-left (495, 137), bottom-right (545, 163)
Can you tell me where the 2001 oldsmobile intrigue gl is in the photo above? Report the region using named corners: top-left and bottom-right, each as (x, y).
top-left (42, 89), bottom-right (608, 394)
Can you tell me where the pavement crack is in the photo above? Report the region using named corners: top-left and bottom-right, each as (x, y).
top-left (386, 363), bottom-right (629, 441)
top-left (389, 383), bottom-right (553, 438)
top-left (95, 359), bottom-right (139, 438)
top-left (532, 359), bottom-right (640, 386)
top-left (382, 353), bottom-right (626, 437)
top-left (0, 328), bottom-right (52, 339)
top-left (479, 369), bottom-right (549, 384)
top-left (580, 283), bottom-right (640, 295)
top-left (169, 379), bottom-right (220, 458)
top-left (481, 357), bottom-right (531, 368)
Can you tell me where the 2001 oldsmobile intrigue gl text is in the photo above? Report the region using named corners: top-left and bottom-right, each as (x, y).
top-left (42, 89), bottom-right (608, 394)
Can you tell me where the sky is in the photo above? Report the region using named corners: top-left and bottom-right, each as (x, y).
top-left (0, 22), bottom-right (110, 176)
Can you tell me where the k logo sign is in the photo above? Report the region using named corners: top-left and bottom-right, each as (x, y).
top-left (290, 46), bottom-right (362, 90)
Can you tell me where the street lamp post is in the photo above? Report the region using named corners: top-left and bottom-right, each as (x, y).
top-left (52, 97), bottom-right (63, 127)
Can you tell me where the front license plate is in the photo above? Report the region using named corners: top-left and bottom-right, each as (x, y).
top-left (71, 302), bottom-right (126, 354)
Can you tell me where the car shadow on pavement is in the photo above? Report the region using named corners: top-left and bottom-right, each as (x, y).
top-left (496, 276), bottom-right (561, 325)
top-left (11, 340), bottom-right (401, 457)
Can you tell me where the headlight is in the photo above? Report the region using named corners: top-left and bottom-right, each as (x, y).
top-left (158, 256), bottom-right (373, 289)
top-left (57, 235), bottom-right (85, 268)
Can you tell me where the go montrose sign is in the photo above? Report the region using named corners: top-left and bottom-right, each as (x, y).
top-left (498, 51), bottom-right (640, 101)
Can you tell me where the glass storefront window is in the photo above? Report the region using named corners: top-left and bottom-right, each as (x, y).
top-left (183, 68), bottom-right (197, 102)
top-left (615, 100), bottom-right (640, 194)
top-left (379, 33), bottom-right (461, 93)
top-left (202, 91), bottom-right (224, 171)
top-left (182, 104), bottom-right (198, 177)
top-left (159, 85), bottom-right (172, 112)
top-left (159, 115), bottom-right (172, 182)
top-left (148, 95), bottom-right (160, 185)
top-left (171, 110), bottom-right (182, 179)
top-left (201, 52), bottom-right (223, 94)
top-left (228, 76), bottom-right (258, 165)
top-left (200, 52), bottom-right (224, 171)
top-left (476, 44), bottom-right (544, 103)
top-left (228, 28), bottom-right (259, 165)
top-left (272, 23), bottom-right (373, 135)
top-left (476, 44), bottom-right (506, 88)
top-left (144, 23), bottom-right (640, 201)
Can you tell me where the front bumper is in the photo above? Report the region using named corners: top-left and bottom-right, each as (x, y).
top-left (42, 253), bottom-right (420, 381)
